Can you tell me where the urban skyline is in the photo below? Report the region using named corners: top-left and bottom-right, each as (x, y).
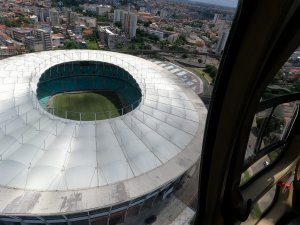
top-left (0, 1), bottom-right (298, 225)
top-left (190, 0), bottom-right (238, 7)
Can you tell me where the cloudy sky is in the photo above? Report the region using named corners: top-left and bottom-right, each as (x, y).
top-left (191, 0), bottom-right (238, 7)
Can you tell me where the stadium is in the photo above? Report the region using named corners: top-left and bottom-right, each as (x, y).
top-left (0, 50), bottom-right (206, 225)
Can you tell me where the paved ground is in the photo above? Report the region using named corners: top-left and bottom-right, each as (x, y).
top-left (121, 196), bottom-right (195, 225)
top-left (166, 205), bottom-right (195, 225)
top-left (174, 162), bottom-right (200, 211)
top-left (119, 160), bottom-right (199, 225)
top-left (150, 60), bottom-right (204, 95)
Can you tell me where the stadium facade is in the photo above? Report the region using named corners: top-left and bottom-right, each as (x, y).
top-left (0, 50), bottom-right (206, 225)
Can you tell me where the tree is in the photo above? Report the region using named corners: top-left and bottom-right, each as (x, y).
top-left (171, 13), bottom-right (177, 19)
top-left (73, 6), bottom-right (83, 13)
top-left (139, 43), bottom-right (151, 50)
top-left (181, 54), bottom-right (188, 59)
top-left (128, 43), bottom-right (136, 50)
top-left (198, 59), bottom-right (203, 64)
top-left (114, 21), bottom-right (122, 28)
top-left (144, 21), bottom-right (152, 28)
top-left (144, 44), bottom-right (151, 50)
top-left (165, 26), bottom-right (174, 32)
top-left (159, 40), bottom-right (169, 50)
top-left (64, 40), bottom-right (79, 49)
top-left (115, 43), bottom-right (124, 49)
top-left (204, 65), bottom-right (218, 79)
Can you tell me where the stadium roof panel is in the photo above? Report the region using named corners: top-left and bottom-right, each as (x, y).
top-left (0, 50), bottom-right (206, 215)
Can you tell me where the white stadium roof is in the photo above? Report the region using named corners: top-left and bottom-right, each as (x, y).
top-left (0, 50), bottom-right (206, 215)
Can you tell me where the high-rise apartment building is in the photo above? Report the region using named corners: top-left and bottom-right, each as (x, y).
top-left (24, 36), bottom-right (44, 52)
top-left (98, 26), bottom-right (120, 49)
top-left (50, 8), bottom-right (60, 26)
top-left (11, 28), bottom-right (33, 43)
top-left (35, 7), bottom-right (50, 22)
top-left (96, 5), bottom-right (111, 16)
top-left (114, 10), bottom-right (137, 38)
top-left (113, 9), bottom-right (124, 23)
top-left (9, 28), bottom-right (52, 52)
top-left (213, 13), bottom-right (221, 24)
top-left (34, 29), bottom-right (52, 51)
top-left (124, 12), bottom-right (137, 38)
top-left (67, 11), bottom-right (78, 25)
top-left (215, 29), bottom-right (229, 55)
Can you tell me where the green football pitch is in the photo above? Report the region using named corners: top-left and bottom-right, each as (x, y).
top-left (51, 91), bottom-right (122, 121)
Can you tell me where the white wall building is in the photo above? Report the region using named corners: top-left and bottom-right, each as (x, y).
top-left (114, 10), bottom-right (137, 38)
top-left (168, 33), bottom-right (180, 43)
top-left (29, 15), bottom-right (38, 24)
top-left (96, 5), bottom-right (111, 16)
top-left (79, 17), bottom-right (97, 28)
top-left (113, 9), bottom-right (124, 23)
top-left (98, 26), bottom-right (119, 49)
top-left (51, 34), bottom-right (64, 48)
top-left (123, 11), bottom-right (137, 38)
top-left (215, 29), bottom-right (229, 55)
top-left (213, 13), bottom-right (221, 24)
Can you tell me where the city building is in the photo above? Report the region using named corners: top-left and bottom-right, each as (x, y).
top-left (215, 29), bottom-right (229, 55)
top-left (98, 26), bottom-right (120, 49)
top-left (80, 3), bottom-right (97, 13)
top-left (114, 10), bottom-right (137, 38)
top-left (96, 5), bottom-right (111, 16)
top-left (0, 50), bottom-right (205, 225)
top-left (82, 28), bottom-right (94, 39)
top-left (67, 10), bottom-right (78, 25)
top-left (0, 46), bottom-right (16, 58)
top-left (113, 9), bottom-right (124, 23)
top-left (213, 13), bottom-right (220, 24)
top-left (29, 15), bottom-right (38, 24)
top-left (34, 6), bottom-right (50, 22)
top-left (24, 36), bottom-right (43, 51)
top-left (123, 11), bottom-right (137, 38)
top-left (50, 8), bottom-right (60, 26)
top-left (0, 31), bottom-right (14, 46)
top-left (10, 28), bottom-right (33, 43)
top-left (168, 33), bottom-right (180, 43)
top-left (34, 29), bottom-right (52, 50)
top-left (51, 33), bottom-right (64, 48)
top-left (79, 16), bottom-right (97, 28)
top-left (0, 12), bottom-right (16, 24)
top-left (137, 11), bottom-right (154, 22)
top-left (0, 31), bottom-right (23, 58)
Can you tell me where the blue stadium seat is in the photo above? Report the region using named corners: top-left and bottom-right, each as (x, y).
top-left (36, 62), bottom-right (141, 111)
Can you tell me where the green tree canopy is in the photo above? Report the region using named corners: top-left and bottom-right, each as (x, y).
top-left (204, 65), bottom-right (218, 78)
top-left (64, 40), bottom-right (79, 49)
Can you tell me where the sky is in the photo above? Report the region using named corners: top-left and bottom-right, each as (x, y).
top-left (191, 0), bottom-right (238, 8)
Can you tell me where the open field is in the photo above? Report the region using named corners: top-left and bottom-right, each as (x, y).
top-left (51, 91), bottom-right (122, 121)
